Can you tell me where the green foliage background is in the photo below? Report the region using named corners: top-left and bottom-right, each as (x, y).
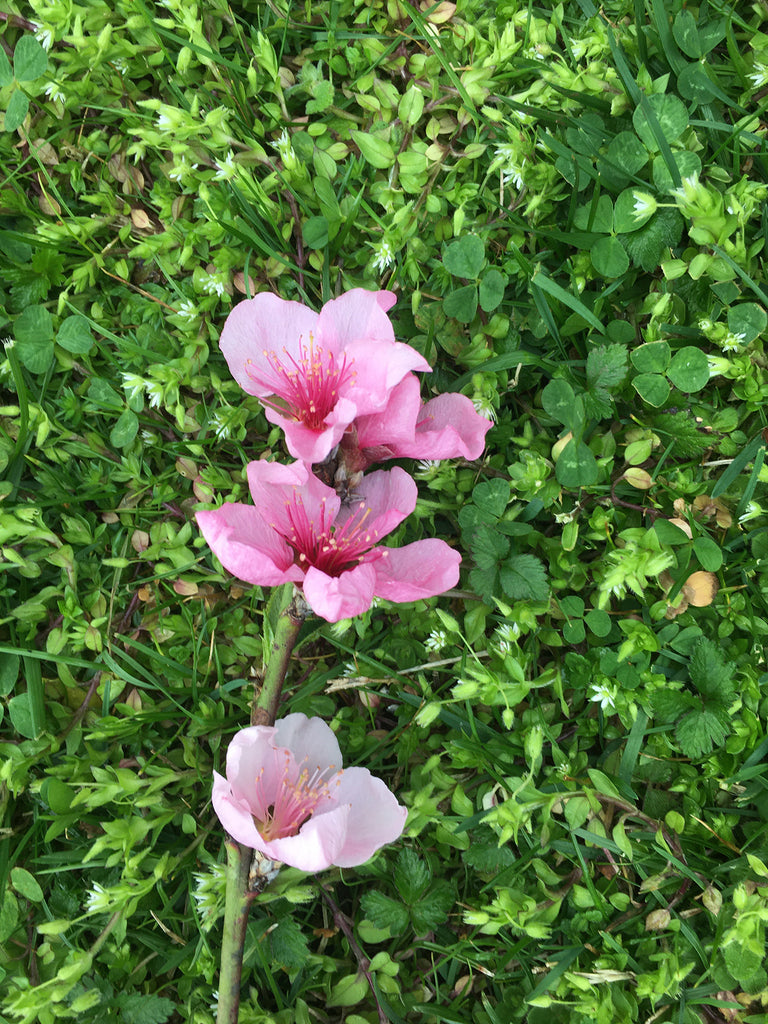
top-left (1, 0), bottom-right (768, 1022)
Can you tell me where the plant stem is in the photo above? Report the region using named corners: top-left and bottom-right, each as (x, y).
top-left (216, 839), bottom-right (254, 1024)
top-left (251, 589), bottom-right (307, 727)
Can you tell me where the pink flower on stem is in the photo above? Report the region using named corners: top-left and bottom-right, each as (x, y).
top-left (345, 373), bottom-right (493, 469)
top-left (213, 713), bottom-right (407, 871)
top-left (219, 289), bottom-right (429, 463)
top-left (196, 460), bottom-right (461, 622)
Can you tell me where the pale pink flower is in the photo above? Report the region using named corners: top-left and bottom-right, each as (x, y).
top-left (219, 289), bottom-right (429, 463)
top-left (342, 374), bottom-right (492, 468)
top-left (196, 460), bottom-right (461, 622)
top-left (213, 714), bottom-right (407, 871)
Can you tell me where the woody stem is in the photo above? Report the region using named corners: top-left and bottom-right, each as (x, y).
top-left (251, 586), bottom-right (307, 727)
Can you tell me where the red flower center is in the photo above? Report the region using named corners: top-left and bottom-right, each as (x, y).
top-left (280, 494), bottom-right (383, 577)
top-left (246, 333), bottom-right (356, 431)
top-left (253, 749), bottom-right (340, 841)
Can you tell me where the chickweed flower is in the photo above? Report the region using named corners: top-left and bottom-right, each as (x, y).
top-left (589, 682), bottom-right (617, 712)
top-left (372, 240), bottom-right (395, 274)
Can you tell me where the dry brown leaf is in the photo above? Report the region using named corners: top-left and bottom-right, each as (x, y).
top-left (38, 191), bottom-right (61, 216)
top-left (682, 570), bottom-right (719, 607)
top-left (423, 0), bottom-right (456, 22)
top-left (130, 207), bottom-right (152, 230)
top-left (668, 517), bottom-right (692, 538)
top-left (233, 271), bottom-right (256, 295)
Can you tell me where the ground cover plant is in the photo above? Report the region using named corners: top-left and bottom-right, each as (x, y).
top-left (2, 0), bottom-right (768, 1021)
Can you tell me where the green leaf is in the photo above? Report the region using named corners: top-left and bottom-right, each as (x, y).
top-left (0, 49), bottom-right (12, 87)
top-left (0, 891), bottom-right (19, 943)
top-left (652, 151), bottom-right (701, 192)
top-left (472, 479), bottom-right (510, 518)
top-left (614, 188), bottom-right (655, 233)
top-left (14, 304), bottom-right (54, 373)
top-left (563, 618), bottom-right (586, 644)
top-left (398, 84), bottom-right (424, 126)
top-left (673, 11), bottom-right (725, 58)
top-left (689, 638), bottom-right (735, 703)
top-left (675, 707), bottom-right (729, 758)
top-left (443, 235), bottom-right (485, 279)
top-left (303, 215), bottom-right (329, 249)
top-left (651, 688), bottom-right (697, 721)
top-left (693, 535), bottom-right (722, 572)
top-left (555, 439), bottom-right (599, 487)
top-left (360, 890), bottom-right (409, 933)
top-left (114, 993), bottom-right (177, 1024)
top-left (443, 284), bottom-right (477, 322)
top-left (4, 89), bottom-right (29, 133)
top-left (0, 652), bottom-right (19, 697)
top-left (57, 315), bottom-right (95, 354)
top-left (587, 344), bottom-right (629, 390)
top-left (394, 848), bottom-right (430, 903)
top-left (623, 209), bottom-right (684, 272)
top-left (463, 840), bottom-right (515, 873)
top-left (499, 554), bottom-right (549, 601)
top-left (632, 94), bottom-right (688, 151)
top-left (585, 608), bottom-right (612, 638)
top-left (471, 524), bottom-right (510, 567)
top-left (600, 131), bottom-right (648, 188)
top-left (306, 79), bottom-right (334, 114)
top-left (728, 303), bottom-right (767, 345)
top-left (591, 236), bottom-right (629, 278)
top-left (542, 378), bottom-right (581, 431)
top-left (267, 916), bottom-right (310, 971)
top-left (10, 867), bottom-right (44, 903)
top-left (678, 63), bottom-right (719, 105)
top-left (631, 342), bottom-right (671, 374)
top-left (667, 346), bottom-right (710, 393)
top-left (573, 194), bottom-right (614, 234)
top-left (479, 268), bottom-right (507, 312)
top-left (632, 373), bottom-right (670, 407)
top-left (351, 130), bottom-right (395, 169)
top-left (110, 409), bottom-right (139, 448)
top-left (724, 944), bottom-right (764, 986)
top-left (14, 36), bottom-right (48, 82)
top-left (411, 880), bottom-right (455, 933)
top-left (8, 694), bottom-right (38, 739)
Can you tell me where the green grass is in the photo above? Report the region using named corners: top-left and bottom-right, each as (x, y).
top-left (2, 1), bottom-right (768, 1022)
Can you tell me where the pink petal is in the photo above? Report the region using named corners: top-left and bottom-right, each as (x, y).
top-left (337, 467), bottom-right (416, 540)
top-left (302, 562), bottom-right (377, 622)
top-left (225, 729), bottom-right (287, 818)
top-left (272, 713), bottom-right (343, 780)
top-left (246, 460), bottom-right (341, 539)
top-left (353, 374), bottom-right (421, 451)
top-left (315, 289), bottom-right (398, 354)
top-left (371, 539), bottom-right (461, 602)
top-left (263, 803), bottom-right (351, 871)
top-left (332, 768), bottom-right (408, 867)
top-left (196, 505), bottom-right (302, 586)
top-left (266, 396), bottom-right (358, 463)
top-left (344, 338), bottom-right (430, 416)
top-left (219, 294), bottom-right (319, 396)
top-left (392, 393), bottom-right (492, 460)
top-left (212, 769), bottom-right (275, 852)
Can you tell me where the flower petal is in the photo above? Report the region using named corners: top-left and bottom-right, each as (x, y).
top-left (224, 728), bottom-right (286, 818)
top-left (337, 466), bottom-right (416, 540)
top-left (246, 460), bottom-right (341, 540)
top-left (196, 504), bottom-right (302, 586)
top-left (392, 393), bottom-right (492, 461)
top-left (344, 339), bottom-right (431, 415)
top-left (272, 713), bottom-right (343, 780)
top-left (266, 397), bottom-right (358, 464)
top-left (332, 768), bottom-right (408, 867)
top-left (371, 539), bottom-right (461, 602)
top-left (219, 294), bottom-right (319, 396)
top-left (263, 803), bottom-right (351, 871)
top-left (302, 562), bottom-right (377, 622)
top-left (212, 769), bottom-right (275, 852)
top-left (353, 374), bottom-right (421, 451)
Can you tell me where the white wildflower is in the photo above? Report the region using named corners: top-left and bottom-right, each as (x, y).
top-left (35, 27), bottom-right (54, 50)
top-left (721, 331), bottom-right (746, 353)
top-left (156, 111), bottom-right (174, 131)
top-left (748, 62), bottom-right (768, 89)
top-left (424, 628), bottom-right (448, 654)
top-left (169, 158), bottom-right (198, 183)
top-left (589, 682), bottom-right (617, 712)
top-left (632, 192), bottom-right (657, 220)
top-left (739, 501), bottom-right (763, 524)
top-left (122, 372), bottom-right (148, 401)
top-left (175, 299), bottom-right (198, 321)
top-left (209, 410), bottom-right (234, 440)
top-left (3, 337), bottom-right (15, 351)
top-left (145, 381), bottom-right (164, 409)
top-left (372, 240), bottom-right (394, 273)
top-left (415, 459), bottom-right (440, 476)
top-left (213, 151), bottom-right (237, 181)
top-left (43, 82), bottom-right (66, 104)
top-left (201, 273), bottom-right (226, 297)
top-left (84, 882), bottom-right (111, 913)
top-left (472, 395), bottom-right (496, 421)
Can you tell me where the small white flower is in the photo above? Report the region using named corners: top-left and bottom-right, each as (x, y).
top-left (494, 145), bottom-right (526, 189)
top-left (3, 337), bottom-right (15, 351)
top-left (84, 882), bottom-right (111, 913)
top-left (175, 299), bottom-right (198, 321)
top-left (122, 372), bottom-right (147, 401)
top-left (589, 682), bottom-right (617, 712)
top-left (739, 501), bottom-right (763, 524)
top-left (43, 82), bottom-right (66, 104)
top-left (169, 158), bottom-right (199, 183)
top-left (472, 395), bottom-right (496, 421)
top-left (415, 459), bottom-right (440, 476)
top-left (721, 331), bottom-right (746, 353)
top-left (698, 318), bottom-right (713, 332)
top-left (145, 381), bottom-right (164, 409)
top-left (372, 240), bottom-right (394, 273)
top-left (424, 628), bottom-right (448, 653)
top-left (632, 192), bottom-right (657, 220)
top-left (202, 274), bottom-right (226, 298)
top-left (141, 430), bottom-right (156, 443)
top-left (157, 111), bottom-right (174, 131)
top-left (213, 151), bottom-right (237, 181)
top-left (209, 410), bottom-right (234, 440)
top-left (556, 760), bottom-right (570, 777)
top-left (35, 27), bottom-right (54, 50)
top-left (748, 62), bottom-right (768, 89)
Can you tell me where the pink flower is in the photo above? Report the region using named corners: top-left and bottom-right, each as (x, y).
top-left (196, 460), bottom-right (461, 622)
top-left (344, 374), bottom-right (492, 469)
top-left (219, 289), bottom-right (430, 463)
top-left (213, 713), bottom-right (407, 871)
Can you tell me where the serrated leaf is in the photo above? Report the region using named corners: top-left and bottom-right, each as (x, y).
top-left (651, 689), bottom-right (697, 721)
top-left (587, 343), bottom-right (628, 390)
top-left (463, 842), bottom-right (516, 874)
top-left (469, 564), bottom-right (500, 604)
top-left (675, 707), bottom-right (730, 759)
top-left (471, 524), bottom-right (510, 567)
top-left (114, 993), bottom-right (177, 1024)
top-left (394, 848), bottom-right (430, 903)
top-left (411, 880), bottom-right (455, 934)
top-left (623, 209), bottom-right (684, 272)
top-left (267, 915), bottom-right (310, 970)
top-left (689, 638), bottom-right (735, 703)
top-left (472, 479), bottom-right (510, 518)
top-left (360, 890), bottom-right (410, 933)
top-left (499, 554), bottom-right (548, 602)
